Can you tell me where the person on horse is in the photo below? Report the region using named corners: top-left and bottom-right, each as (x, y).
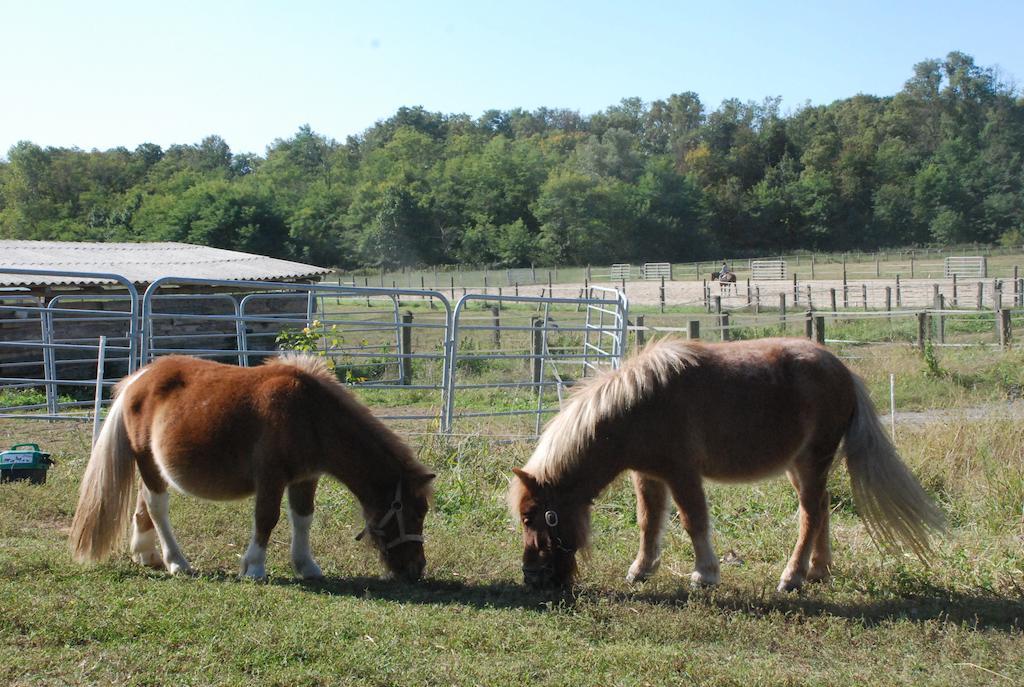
top-left (719, 261), bottom-right (731, 278)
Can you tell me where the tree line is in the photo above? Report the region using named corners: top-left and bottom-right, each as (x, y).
top-left (1, 52), bottom-right (1022, 269)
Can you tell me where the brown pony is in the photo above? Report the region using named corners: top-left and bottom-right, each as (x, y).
top-left (510, 337), bottom-right (944, 591)
top-left (70, 354), bottom-right (435, 581)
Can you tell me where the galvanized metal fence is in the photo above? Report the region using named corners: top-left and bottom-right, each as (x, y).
top-left (444, 287), bottom-right (628, 435)
top-left (1, 270), bottom-right (629, 437)
top-left (0, 268), bottom-right (139, 422)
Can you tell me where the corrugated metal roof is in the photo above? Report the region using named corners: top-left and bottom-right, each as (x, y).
top-left (0, 241), bottom-right (331, 288)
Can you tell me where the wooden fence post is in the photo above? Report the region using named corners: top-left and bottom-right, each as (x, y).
top-left (998, 309), bottom-right (1012, 348)
top-left (952, 274), bottom-right (958, 307)
top-left (492, 306), bottom-right (501, 348)
top-left (885, 287), bottom-right (892, 323)
top-left (977, 281), bottom-right (984, 310)
top-left (862, 283), bottom-right (868, 311)
top-left (814, 315), bottom-right (826, 345)
top-left (532, 317), bottom-right (544, 384)
top-left (720, 312), bottom-right (730, 341)
top-left (754, 286), bottom-right (761, 315)
top-left (779, 293), bottom-right (787, 329)
top-left (660, 276), bottom-right (666, 314)
top-left (636, 314), bottom-right (646, 348)
top-left (896, 274), bottom-right (902, 307)
top-left (804, 311), bottom-right (814, 339)
top-left (935, 294), bottom-right (945, 344)
top-left (917, 311), bottom-right (929, 351)
top-left (830, 288), bottom-right (837, 313)
top-left (688, 320), bottom-right (700, 340)
top-left (401, 311), bottom-right (414, 385)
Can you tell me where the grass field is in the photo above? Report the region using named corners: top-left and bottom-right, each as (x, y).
top-left (2, 391), bottom-right (1023, 685)
top-left (3, 292), bottom-right (1024, 685)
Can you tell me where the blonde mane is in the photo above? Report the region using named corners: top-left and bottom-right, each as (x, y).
top-left (523, 338), bottom-right (699, 484)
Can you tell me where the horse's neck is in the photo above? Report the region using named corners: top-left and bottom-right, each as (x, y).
top-left (322, 439), bottom-right (406, 507)
top-left (544, 446), bottom-right (625, 504)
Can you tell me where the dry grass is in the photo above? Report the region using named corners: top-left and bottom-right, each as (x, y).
top-left (1, 409), bottom-right (1023, 686)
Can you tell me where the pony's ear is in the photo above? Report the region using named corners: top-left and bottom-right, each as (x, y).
top-left (512, 468), bottom-right (540, 493)
top-left (413, 472), bottom-right (436, 486)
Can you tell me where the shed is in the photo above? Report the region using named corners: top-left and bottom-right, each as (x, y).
top-left (0, 241), bottom-right (332, 385)
top-left (0, 240), bottom-right (330, 295)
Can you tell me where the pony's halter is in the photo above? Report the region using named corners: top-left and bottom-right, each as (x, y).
top-left (356, 482), bottom-right (425, 550)
top-left (542, 509), bottom-right (575, 554)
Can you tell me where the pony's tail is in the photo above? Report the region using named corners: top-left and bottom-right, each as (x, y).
top-left (69, 394), bottom-right (136, 563)
top-left (843, 375), bottom-right (945, 562)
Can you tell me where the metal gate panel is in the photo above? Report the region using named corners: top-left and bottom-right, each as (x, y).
top-left (140, 277), bottom-right (453, 429)
top-left (445, 289), bottom-right (627, 436)
top-left (0, 268), bottom-right (138, 421)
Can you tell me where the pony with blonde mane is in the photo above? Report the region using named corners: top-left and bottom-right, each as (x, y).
top-left (510, 337), bottom-right (944, 591)
top-left (70, 354), bottom-right (434, 581)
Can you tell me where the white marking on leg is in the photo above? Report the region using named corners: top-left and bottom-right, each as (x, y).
top-left (289, 508), bottom-right (322, 579)
top-left (143, 488), bottom-right (192, 575)
top-left (240, 534), bottom-right (268, 580)
top-left (690, 529), bottom-right (720, 587)
top-left (130, 524), bottom-right (161, 568)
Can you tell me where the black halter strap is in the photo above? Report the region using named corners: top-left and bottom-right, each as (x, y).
top-left (355, 482), bottom-right (425, 550)
top-left (542, 509), bottom-right (576, 553)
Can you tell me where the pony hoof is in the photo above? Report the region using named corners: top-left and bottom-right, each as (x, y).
top-left (626, 560), bottom-right (659, 583)
top-left (807, 567), bottom-right (831, 583)
top-left (777, 576), bottom-right (805, 593)
top-left (166, 561), bottom-right (194, 576)
top-left (239, 564), bottom-right (267, 581)
top-left (689, 570), bottom-right (720, 588)
top-left (133, 551), bottom-right (164, 570)
top-left (295, 560), bottom-right (323, 580)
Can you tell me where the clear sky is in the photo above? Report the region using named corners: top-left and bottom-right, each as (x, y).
top-left (2, 0), bottom-right (1022, 157)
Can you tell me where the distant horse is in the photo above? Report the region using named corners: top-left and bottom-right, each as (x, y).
top-left (711, 271), bottom-right (737, 295)
top-left (510, 337), bottom-right (944, 591)
top-left (70, 354), bottom-right (435, 581)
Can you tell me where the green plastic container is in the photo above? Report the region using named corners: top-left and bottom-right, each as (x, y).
top-left (0, 443), bottom-right (54, 485)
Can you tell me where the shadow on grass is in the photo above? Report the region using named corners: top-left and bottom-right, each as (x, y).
top-left (276, 574), bottom-right (561, 611)
top-left (268, 573), bottom-right (1024, 632)
top-left (624, 583), bottom-right (1024, 632)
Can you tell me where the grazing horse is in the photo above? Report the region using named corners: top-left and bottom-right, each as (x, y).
top-left (70, 354), bottom-right (435, 581)
top-left (711, 271), bottom-right (737, 296)
top-left (510, 337), bottom-right (944, 591)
